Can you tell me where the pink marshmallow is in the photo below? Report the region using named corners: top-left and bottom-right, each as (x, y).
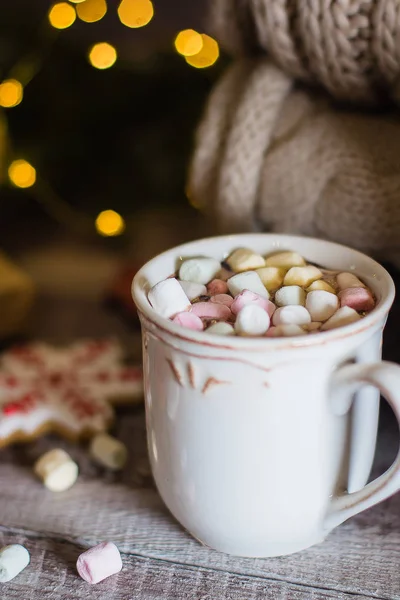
top-left (191, 301), bottom-right (232, 320)
top-left (207, 279), bottom-right (229, 295)
top-left (338, 287), bottom-right (375, 312)
top-left (231, 290), bottom-right (276, 317)
top-left (76, 541), bottom-right (122, 585)
top-left (210, 294), bottom-right (234, 307)
top-left (172, 312), bottom-right (204, 331)
top-left (265, 326), bottom-right (277, 337)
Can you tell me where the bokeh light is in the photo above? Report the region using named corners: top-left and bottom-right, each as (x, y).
top-left (185, 34), bottom-right (220, 69)
top-left (0, 79), bottom-right (23, 108)
top-left (175, 30), bottom-right (203, 57)
top-left (95, 210), bottom-right (126, 236)
top-left (77, 0), bottom-right (107, 23)
top-left (117, 0), bottom-right (154, 29)
top-left (48, 2), bottom-right (76, 29)
top-left (88, 43), bottom-right (117, 69)
top-left (69, 0), bottom-right (86, 3)
top-left (8, 160), bottom-right (36, 188)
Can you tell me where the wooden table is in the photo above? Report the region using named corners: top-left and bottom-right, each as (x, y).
top-left (1, 217), bottom-right (400, 599)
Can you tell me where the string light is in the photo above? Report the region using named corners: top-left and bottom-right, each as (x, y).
top-left (0, 80), bottom-right (23, 108)
top-left (77, 0), bottom-right (107, 23)
top-left (8, 160), bottom-right (36, 188)
top-left (117, 0), bottom-right (154, 28)
top-left (185, 34), bottom-right (220, 69)
top-left (174, 30), bottom-right (203, 57)
top-left (48, 2), bottom-right (76, 29)
top-left (88, 43), bottom-right (117, 69)
top-left (95, 210), bottom-right (125, 236)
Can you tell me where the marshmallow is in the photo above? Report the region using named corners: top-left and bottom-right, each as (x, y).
top-left (302, 322), bottom-right (322, 332)
top-left (264, 251), bottom-right (306, 269)
top-left (306, 290), bottom-right (339, 322)
top-left (217, 267), bottom-right (234, 281)
top-left (306, 280), bottom-right (336, 294)
top-left (256, 266), bottom-right (285, 291)
top-left (90, 433), bottom-right (128, 470)
top-left (77, 541), bottom-right (122, 585)
top-left (210, 294), bottom-right (234, 307)
top-left (272, 305), bottom-right (311, 326)
top-left (178, 280), bottom-right (207, 301)
top-left (231, 290), bottom-right (272, 316)
top-left (227, 271), bottom-right (269, 299)
top-left (266, 324), bottom-right (305, 337)
top-left (274, 285), bottom-right (306, 307)
top-left (234, 305), bottom-right (270, 336)
top-left (205, 322), bottom-right (235, 336)
top-left (321, 306), bottom-right (361, 331)
top-left (172, 312), bottom-right (204, 330)
top-left (226, 248), bottom-right (265, 272)
top-left (339, 287), bottom-right (375, 312)
top-left (336, 272), bottom-right (366, 290)
top-left (148, 278), bottom-right (191, 318)
top-left (179, 257), bottom-right (221, 284)
top-left (207, 279), bottom-right (229, 295)
top-left (191, 301), bottom-right (232, 320)
top-left (0, 545), bottom-right (30, 582)
top-left (283, 265), bottom-right (322, 287)
top-left (34, 448), bottom-right (78, 492)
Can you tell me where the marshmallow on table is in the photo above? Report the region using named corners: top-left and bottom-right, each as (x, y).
top-left (210, 294), bottom-right (234, 307)
top-left (191, 301), bottom-right (232, 320)
top-left (231, 290), bottom-right (274, 316)
top-left (272, 305), bottom-right (311, 326)
top-left (227, 271), bottom-right (269, 299)
top-left (306, 290), bottom-right (339, 322)
top-left (205, 322), bottom-right (235, 336)
top-left (148, 278), bottom-right (191, 318)
top-left (226, 248), bottom-right (265, 272)
top-left (207, 279), bottom-right (229, 295)
top-left (90, 433), bottom-right (128, 470)
top-left (0, 545), bottom-right (30, 582)
top-left (283, 265), bottom-right (322, 287)
top-left (179, 257), bottom-right (221, 284)
top-left (336, 272), bottom-right (366, 290)
top-left (274, 285), bottom-right (306, 306)
top-left (321, 306), bottom-right (361, 331)
top-left (77, 541), bottom-right (122, 585)
top-left (34, 448), bottom-right (78, 492)
top-left (256, 266), bottom-right (285, 291)
top-left (266, 324), bottom-right (305, 337)
top-left (339, 287), bottom-right (375, 312)
top-left (235, 305), bottom-right (270, 336)
top-left (306, 280), bottom-right (336, 294)
top-left (178, 280), bottom-right (207, 301)
top-left (264, 251), bottom-right (306, 270)
top-left (172, 312), bottom-right (204, 330)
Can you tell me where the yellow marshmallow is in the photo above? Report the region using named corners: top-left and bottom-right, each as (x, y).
top-left (306, 280), bottom-right (336, 294)
top-left (264, 251), bottom-right (306, 270)
top-left (255, 267), bottom-right (285, 291)
top-left (284, 265), bottom-right (322, 287)
top-left (226, 248), bottom-right (265, 272)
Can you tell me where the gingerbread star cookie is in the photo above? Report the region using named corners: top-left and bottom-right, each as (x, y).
top-left (0, 339), bottom-right (143, 447)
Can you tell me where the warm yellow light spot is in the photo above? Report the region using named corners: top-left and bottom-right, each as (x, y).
top-left (69, 0), bottom-right (86, 3)
top-left (175, 30), bottom-right (203, 57)
top-left (88, 43), bottom-right (117, 69)
top-left (95, 210), bottom-right (125, 236)
top-left (77, 0), bottom-right (107, 23)
top-left (0, 79), bottom-right (23, 108)
top-left (185, 34), bottom-right (220, 69)
top-left (48, 2), bottom-right (76, 29)
top-left (117, 0), bottom-right (154, 28)
top-left (8, 160), bottom-right (36, 188)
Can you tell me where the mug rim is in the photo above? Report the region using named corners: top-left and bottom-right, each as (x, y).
top-left (132, 233), bottom-right (395, 349)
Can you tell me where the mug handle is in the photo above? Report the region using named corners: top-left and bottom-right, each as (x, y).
top-left (325, 361), bottom-right (400, 532)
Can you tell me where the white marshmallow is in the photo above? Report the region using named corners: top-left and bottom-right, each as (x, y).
top-left (272, 305), bottom-right (311, 326)
top-left (90, 433), bottom-right (127, 470)
top-left (205, 322), bottom-right (235, 336)
top-left (268, 324), bottom-right (305, 337)
top-left (227, 271), bottom-right (269, 299)
top-left (274, 286), bottom-right (305, 306)
top-left (321, 306), bottom-right (361, 331)
top-left (178, 280), bottom-right (207, 301)
top-left (179, 257), bottom-right (221, 284)
top-left (283, 265), bottom-right (322, 287)
top-left (264, 251), bottom-right (306, 269)
top-left (0, 545), bottom-right (30, 582)
top-left (306, 280), bottom-right (336, 294)
top-left (336, 272), bottom-right (366, 290)
top-left (226, 248), bottom-right (265, 272)
top-left (148, 278), bottom-right (191, 318)
top-left (256, 266), bottom-right (285, 291)
top-left (34, 448), bottom-right (78, 492)
top-left (234, 305), bottom-right (270, 336)
top-left (306, 290), bottom-right (339, 322)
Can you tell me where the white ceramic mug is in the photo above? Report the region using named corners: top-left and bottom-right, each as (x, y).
top-left (132, 234), bottom-right (400, 558)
